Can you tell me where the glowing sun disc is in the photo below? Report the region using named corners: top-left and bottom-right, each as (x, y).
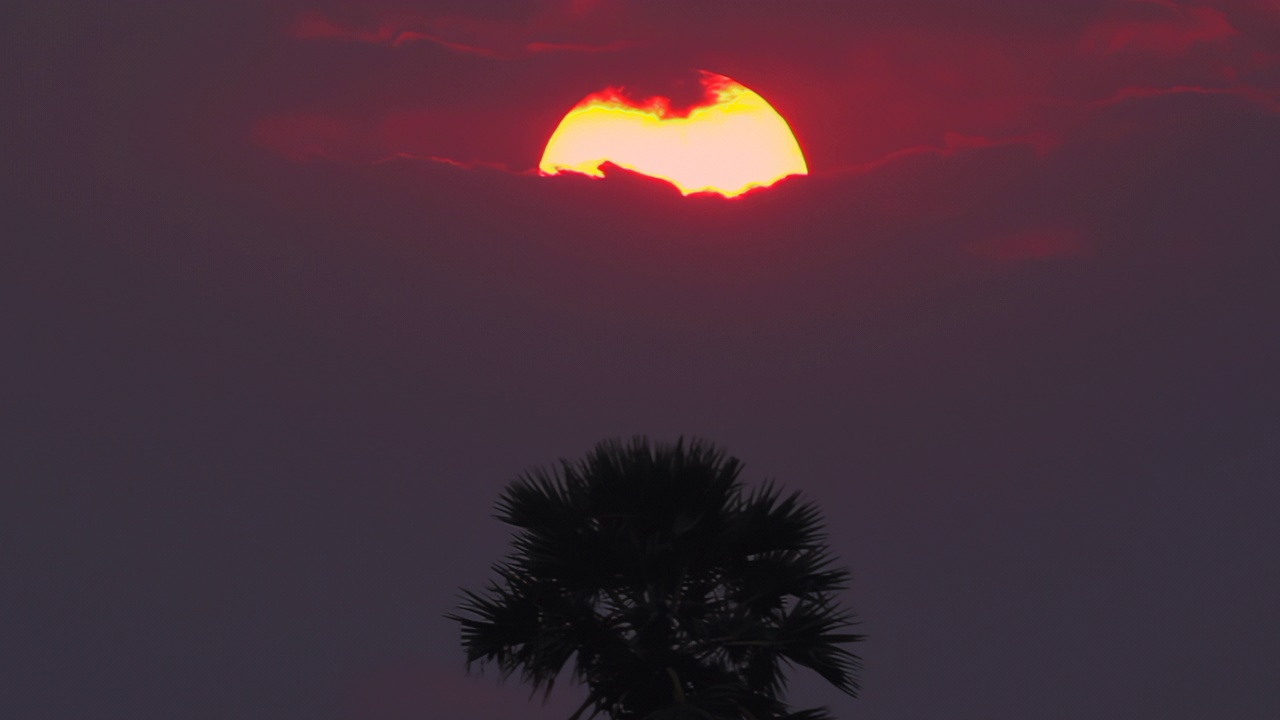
top-left (539, 71), bottom-right (807, 198)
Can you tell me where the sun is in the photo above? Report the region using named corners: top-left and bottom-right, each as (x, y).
top-left (538, 71), bottom-right (808, 198)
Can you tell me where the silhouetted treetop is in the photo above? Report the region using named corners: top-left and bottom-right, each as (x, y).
top-left (449, 436), bottom-right (863, 720)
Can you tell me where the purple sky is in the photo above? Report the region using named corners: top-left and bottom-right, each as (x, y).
top-left (4, 1), bottom-right (1280, 719)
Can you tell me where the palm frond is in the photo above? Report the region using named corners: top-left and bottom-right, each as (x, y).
top-left (773, 600), bottom-right (864, 696)
top-left (449, 436), bottom-right (865, 719)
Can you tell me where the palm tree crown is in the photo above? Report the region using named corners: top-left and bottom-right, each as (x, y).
top-left (449, 437), bottom-right (863, 720)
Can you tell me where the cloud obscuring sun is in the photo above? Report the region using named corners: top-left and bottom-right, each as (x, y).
top-left (539, 72), bottom-right (808, 198)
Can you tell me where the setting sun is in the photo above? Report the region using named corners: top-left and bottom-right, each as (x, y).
top-left (539, 71), bottom-right (807, 198)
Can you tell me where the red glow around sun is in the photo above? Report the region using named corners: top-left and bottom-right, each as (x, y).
top-left (539, 72), bottom-right (808, 198)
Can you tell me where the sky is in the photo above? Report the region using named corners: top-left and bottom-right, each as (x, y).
top-left (3, 0), bottom-right (1280, 718)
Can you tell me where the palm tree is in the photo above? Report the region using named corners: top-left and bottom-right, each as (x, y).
top-left (448, 437), bottom-right (863, 720)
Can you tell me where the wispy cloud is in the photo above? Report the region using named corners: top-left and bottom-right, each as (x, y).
top-left (284, 7), bottom-right (638, 59)
top-left (1082, 0), bottom-right (1236, 56)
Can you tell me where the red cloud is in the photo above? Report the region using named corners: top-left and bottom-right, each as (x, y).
top-left (525, 39), bottom-right (638, 53)
top-left (834, 131), bottom-right (1059, 176)
top-left (250, 109), bottom-right (526, 173)
top-left (1082, 1), bottom-right (1236, 56)
top-left (259, 1), bottom-right (1279, 179)
top-left (286, 12), bottom-right (395, 44)
top-left (1091, 83), bottom-right (1280, 112)
top-left (285, 12), bottom-right (501, 55)
top-left (284, 7), bottom-right (636, 58)
top-left (286, 12), bottom-right (356, 41)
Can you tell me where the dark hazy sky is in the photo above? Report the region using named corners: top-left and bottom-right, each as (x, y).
top-left (4, 1), bottom-right (1280, 719)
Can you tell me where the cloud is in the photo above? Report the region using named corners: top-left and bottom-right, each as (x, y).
top-left (284, 6), bottom-right (638, 58)
top-left (1074, 1), bottom-right (1280, 92)
top-left (524, 39), bottom-right (638, 53)
top-left (831, 132), bottom-right (1058, 177)
top-left (255, 0), bottom-right (1280, 193)
top-left (1082, 1), bottom-right (1237, 56)
top-left (285, 12), bottom-right (392, 44)
top-left (284, 11), bottom-right (504, 55)
top-left (1091, 82), bottom-right (1280, 112)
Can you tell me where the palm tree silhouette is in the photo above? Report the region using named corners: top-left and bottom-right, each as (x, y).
top-left (449, 437), bottom-right (863, 720)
